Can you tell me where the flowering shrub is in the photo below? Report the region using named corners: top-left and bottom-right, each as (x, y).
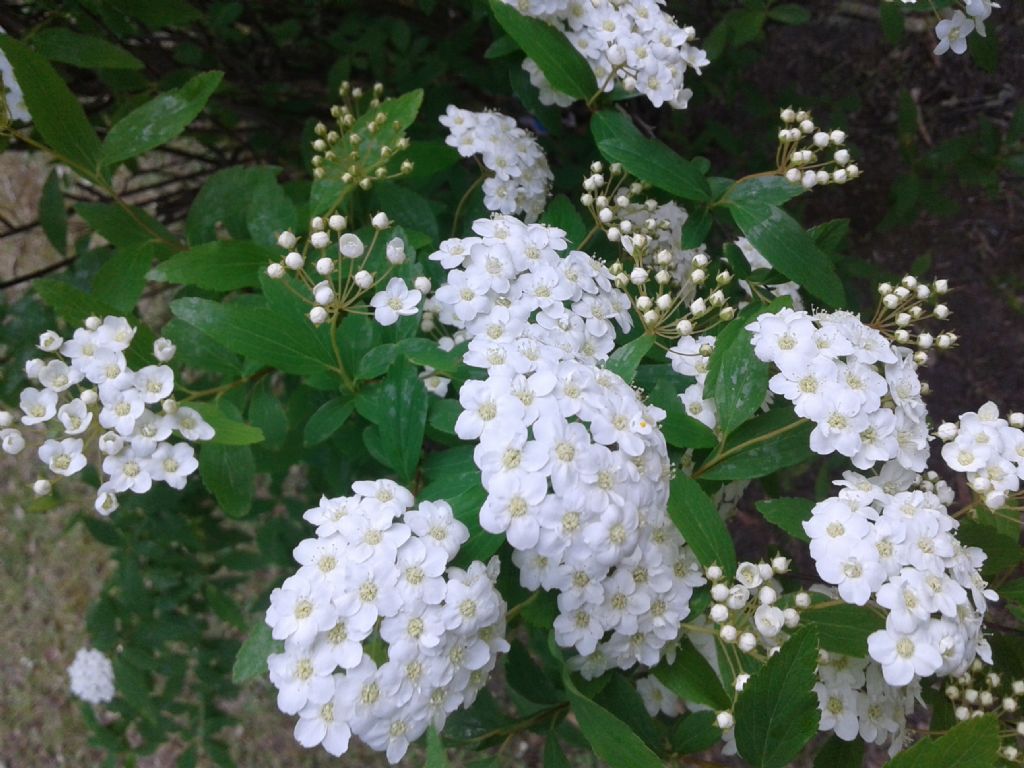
top-left (1, 2), bottom-right (1022, 767)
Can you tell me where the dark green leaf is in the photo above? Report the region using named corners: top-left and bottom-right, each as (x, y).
top-left (246, 173), bottom-right (298, 246)
top-left (728, 201), bottom-right (844, 308)
top-left (188, 401), bottom-right (264, 445)
top-left (490, 0), bottom-right (597, 101)
top-left (356, 359), bottom-right (428, 484)
top-left (814, 735), bottom-right (864, 768)
top-left (76, 201), bottom-right (176, 248)
top-left (541, 195), bottom-right (588, 248)
top-left (563, 670), bottom-right (665, 768)
top-left (956, 520), bottom-right (1022, 577)
top-left (357, 344), bottom-right (399, 381)
top-left (735, 626), bottom-right (820, 768)
top-left (697, 406), bottom-right (813, 481)
top-left (543, 736), bottom-right (571, 768)
top-left (92, 243), bottom-right (159, 313)
top-left (592, 111), bottom-right (711, 202)
top-left (667, 473), bottom-right (736, 575)
top-left (671, 711), bottom-right (721, 756)
top-left (707, 315), bottom-right (770, 435)
top-left (0, 36), bottom-right (102, 171)
top-left (594, 674), bottom-right (663, 752)
top-left (372, 182), bottom-right (438, 242)
top-left (232, 622), bottom-right (280, 683)
top-left (400, 338), bottom-right (463, 374)
top-left (755, 498), bottom-right (812, 542)
top-left (605, 335), bottom-right (653, 383)
top-left (654, 638), bottom-right (731, 710)
top-left (884, 714), bottom-right (999, 768)
top-left (106, 0), bottom-right (201, 28)
top-left (186, 166), bottom-right (280, 244)
top-left (799, 603), bottom-right (883, 657)
top-left (879, 2), bottom-right (905, 44)
top-left (721, 176), bottom-right (804, 207)
top-left (200, 443), bottom-right (254, 517)
top-left (681, 205), bottom-right (712, 249)
top-left (429, 399), bottom-right (462, 435)
top-left (149, 240), bottom-right (275, 291)
top-left (767, 4), bottom-right (811, 25)
top-left (39, 170), bottom-right (67, 253)
top-left (649, 379), bottom-right (718, 450)
top-left (161, 318), bottom-right (240, 375)
top-left (304, 399), bottom-right (355, 447)
top-left (101, 71), bottom-right (224, 166)
top-left (32, 28), bottom-right (143, 69)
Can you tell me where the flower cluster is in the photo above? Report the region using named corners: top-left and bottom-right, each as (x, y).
top-left (874, 275), bottom-right (954, 353)
top-left (703, 558), bottom-right (800, 654)
top-left (805, 463), bottom-right (995, 687)
top-left (937, 401), bottom-right (1024, 510)
top-left (67, 647), bottom-right (116, 705)
top-left (264, 480), bottom-right (508, 764)
top-left (777, 108), bottom-right (860, 189)
top-left (309, 81), bottom-right (414, 187)
top-left (431, 215), bottom-right (705, 675)
top-left (439, 106), bottom-right (552, 222)
top-left (1, 316), bottom-right (212, 514)
top-left (501, 0), bottom-right (708, 109)
top-left (945, 660), bottom-right (1024, 760)
top-left (668, 333), bottom-right (719, 430)
top-left (814, 651), bottom-right (919, 755)
top-left (746, 307), bottom-right (931, 471)
top-left (268, 217), bottom-right (426, 328)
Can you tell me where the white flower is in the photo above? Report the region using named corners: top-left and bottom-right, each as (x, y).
top-left (154, 337), bottom-right (178, 362)
top-left (19, 387), bottom-right (58, 425)
top-left (149, 442), bottom-right (199, 489)
top-left (67, 648), bottom-right (115, 704)
top-left (38, 438), bottom-right (87, 477)
top-left (934, 11), bottom-right (975, 55)
top-left (868, 626), bottom-right (942, 686)
top-left (369, 278), bottom-right (422, 327)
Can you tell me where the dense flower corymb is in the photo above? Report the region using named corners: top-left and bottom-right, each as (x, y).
top-left (68, 647), bottom-right (116, 704)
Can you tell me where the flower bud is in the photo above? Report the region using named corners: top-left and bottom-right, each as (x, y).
top-left (719, 625), bottom-right (737, 644)
top-left (328, 214), bottom-right (347, 232)
top-left (314, 283), bottom-right (335, 306)
top-left (276, 231), bottom-right (297, 249)
top-left (709, 603), bottom-right (729, 623)
top-left (33, 479), bottom-right (52, 496)
top-left (354, 270), bottom-right (374, 290)
top-left (386, 237), bottom-right (406, 265)
top-left (267, 262), bottom-right (285, 279)
top-left (153, 338), bottom-right (176, 362)
top-left (284, 252), bottom-right (304, 270)
top-left (716, 711), bottom-right (735, 730)
top-left (315, 257), bottom-right (334, 275)
top-left (339, 233), bottom-right (365, 259)
top-left (414, 276), bottom-right (431, 294)
top-left (371, 212), bottom-right (391, 230)
top-left (738, 632), bottom-right (757, 653)
top-left (309, 307), bottom-right (328, 325)
top-left (310, 231), bottom-right (331, 249)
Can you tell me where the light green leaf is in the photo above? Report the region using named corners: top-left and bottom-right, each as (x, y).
top-left (149, 240), bottom-right (275, 291)
top-left (101, 71), bottom-right (224, 166)
top-left (188, 401), bottom-right (264, 446)
top-left (884, 714), bottom-right (999, 768)
top-left (735, 626), bottom-right (820, 768)
top-left (489, 0), bottom-right (597, 101)
top-left (426, 727), bottom-right (451, 768)
top-left (199, 443), bottom-right (254, 517)
top-left (654, 638), bottom-right (731, 711)
top-left (304, 399), bottom-right (355, 447)
top-left (667, 473), bottom-right (736, 576)
top-left (232, 622), bottom-right (280, 684)
top-left (754, 498), bottom-right (812, 542)
top-left (562, 670), bottom-right (665, 768)
top-left (0, 35), bottom-right (102, 172)
top-left (728, 201), bottom-right (844, 308)
top-left (39, 170), bottom-right (67, 253)
top-left (605, 335), bottom-right (653, 383)
top-left (32, 28), bottom-right (143, 69)
top-left (591, 111), bottom-right (711, 203)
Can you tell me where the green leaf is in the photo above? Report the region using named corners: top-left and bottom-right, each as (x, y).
top-left (170, 277), bottom-right (337, 377)
top-left (667, 473), bottom-right (736, 575)
top-left (654, 638), bottom-right (731, 711)
top-left (884, 714), bottom-right (1000, 768)
top-left (754, 498), bottom-right (812, 542)
top-left (541, 195), bottom-right (587, 248)
top-left (697, 405), bottom-right (813, 481)
top-left (605, 335), bottom-right (653, 383)
top-left (101, 71), bottom-right (224, 166)
top-left (246, 172), bottom-right (298, 246)
top-left (721, 175), bottom-right (804, 207)
top-left (956, 520), bottom-right (1022, 578)
top-left (107, 0), bottom-right (201, 28)
top-left (188, 401), bottom-right (264, 446)
top-left (304, 399), bottom-right (355, 447)
top-left (489, 0), bottom-right (597, 101)
top-left (671, 711), bottom-right (721, 756)
top-left (149, 240), bottom-right (275, 291)
top-left (562, 671), bottom-right (665, 768)
top-left (734, 626), bottom-right (820, 768)
top-left (399, 338), bottom-right (463, 374)
top-left (707, 317), bottom-right (770, 435)
top-left (767, 4), bottom-right (811, 25)
top-left (543, 736), bottom-right (571, 768)
top-left (232, 622), bottom-right (280, 684)
top-left (199, 443), bottom-right (254, 517)
top-left (728, 201), bottom-right (844, 308)
top-left (591, 111), bottom-right (710, 202)
top-left (879, 2), bottom-right (905, 44)
top-left (814, 735), bottom-right (864, 768)
top-left (799, 603), bottom-right (883, 657)
top-left (92, 243), bottom-right (160, 313)
top-left (372, 182), bottom-right (438, 242)
top-left (356, 359), bottom-right (428, 484)
top-left (357, 344), bottom-right (399, 381)
top-left (0, 36), bottom-right (102, 172)
top-left (649, 379), bottom-right (718, 450)
top-left (186, 166), bottom-right (280, 244)
top-left (682, 205), bottom-right (712, 249)
top-left (76, 201), bottom-right (176, 247)
top-left (161, 318), bottom-right (240, 375)
top-left (426, 727), bottom-right (451, 768)
top-left (39, 170), bottom-right (67, 253)
top-left (32, 28), bottom-right (143, 69)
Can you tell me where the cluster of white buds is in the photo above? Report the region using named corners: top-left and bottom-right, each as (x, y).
top-left (946, 660), bottom-right (1024, 760)
top-left (704, 558), bottom-right (800, 655)
top-left (265, 480), bottom-right (509, 764)
top-left (2, 316), bottom-right (213, 514)
top-left (311, 81), bottom-right (414, 186)
top-left (874, 276), bottom-right (954, 361)
top-left (937, 401), bottom-right (1024, 510)
top-left (268, 217), bottom-right (425, 328)
top-left (439, 106), bottom-right (553, 222)
top-left (502, 0), bottom-right (708, 109)
top-left (777, 108), bottom-right (860, 189)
